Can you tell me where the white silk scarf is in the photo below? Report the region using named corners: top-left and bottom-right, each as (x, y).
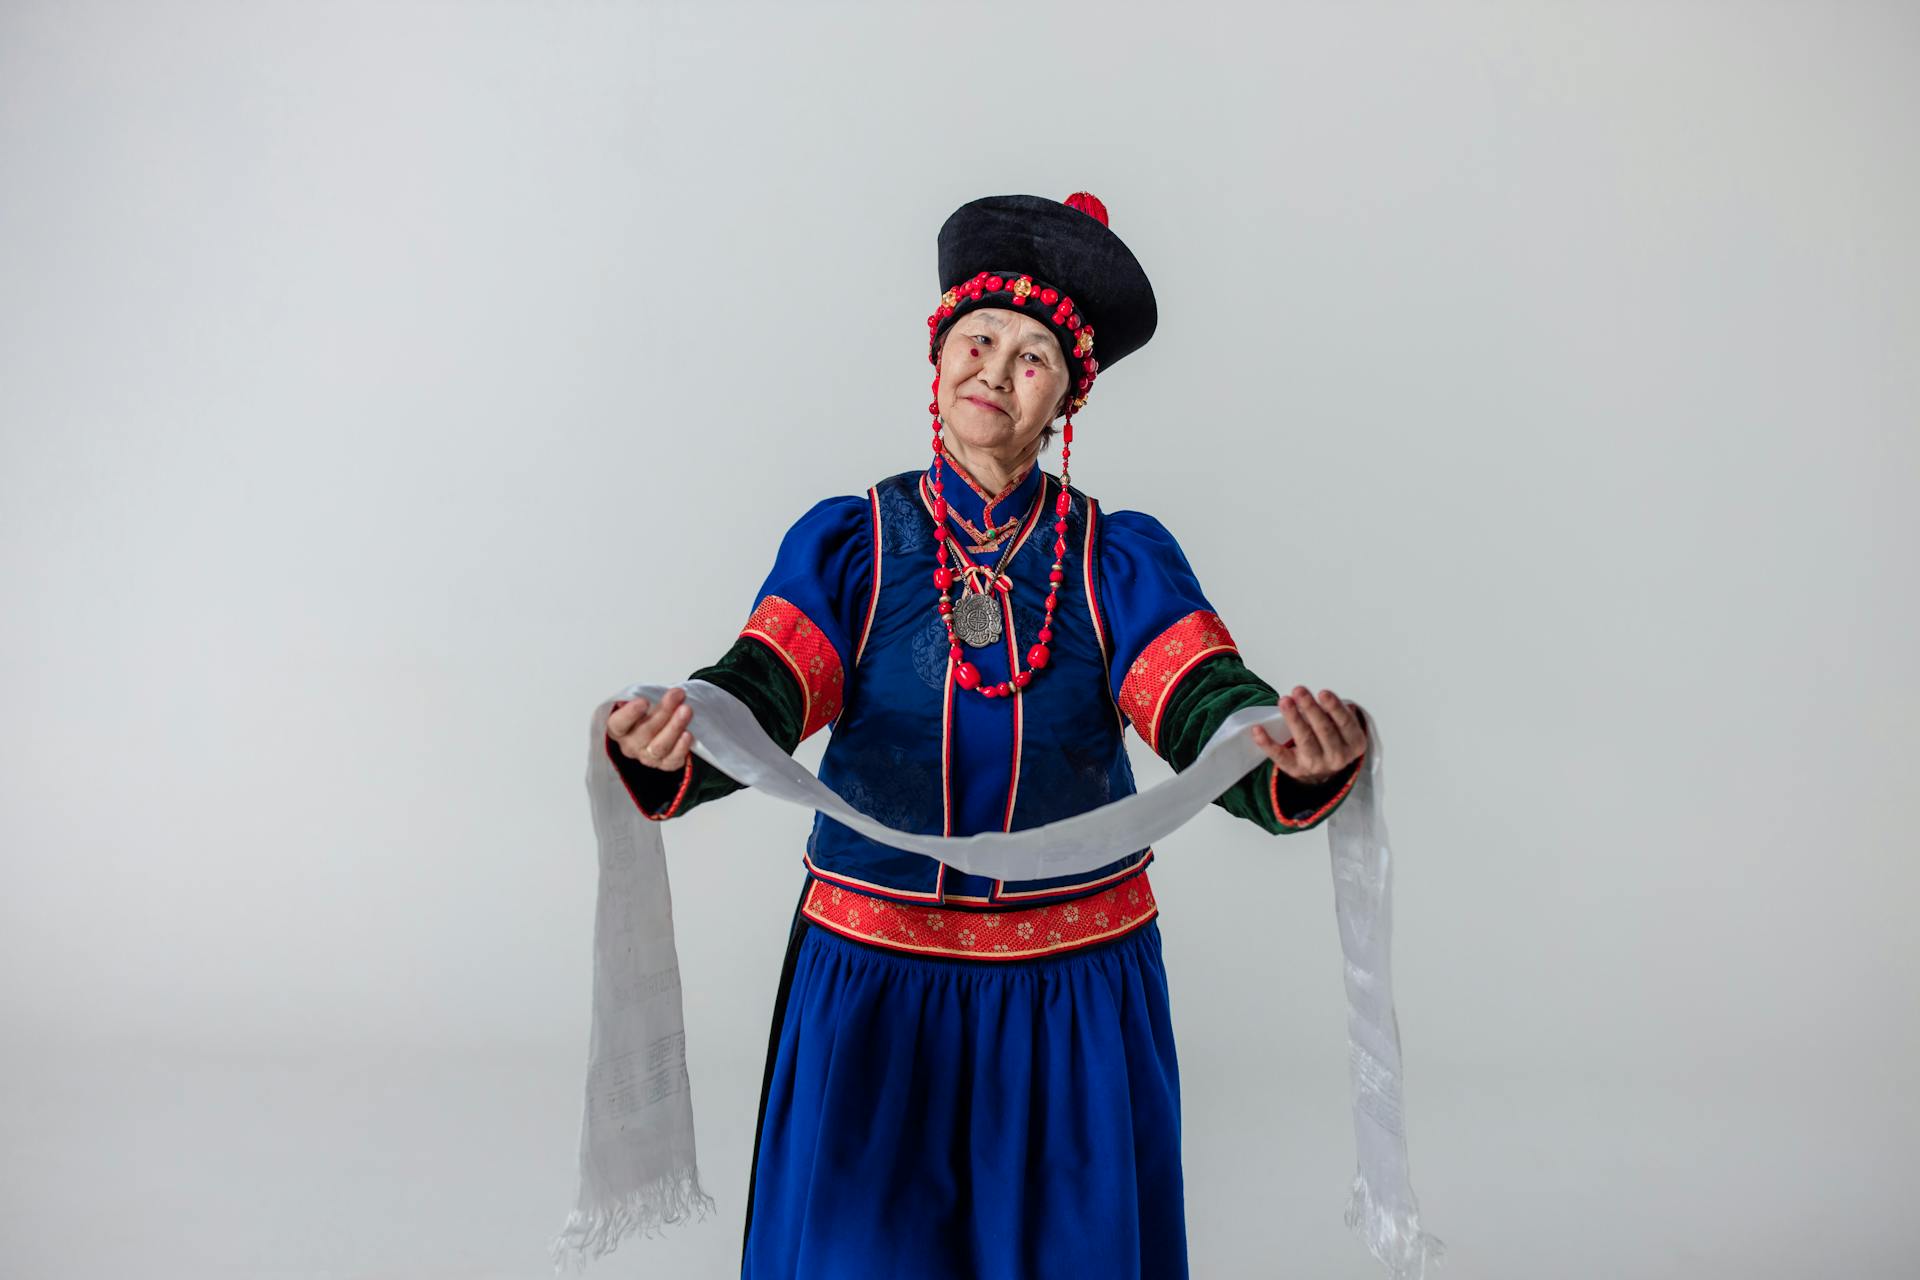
top-left (552, 678), bottom-right (1445, 1277)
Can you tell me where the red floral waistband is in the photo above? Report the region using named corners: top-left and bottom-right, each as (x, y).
top-left (800, 871), bottom-right (1157, 962)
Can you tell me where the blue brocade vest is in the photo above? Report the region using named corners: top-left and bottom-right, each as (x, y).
top-left (804, 470), bottom-right (1150, 906)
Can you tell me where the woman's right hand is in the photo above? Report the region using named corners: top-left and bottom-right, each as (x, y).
top-left (608, 686), bottom-right (696, 772)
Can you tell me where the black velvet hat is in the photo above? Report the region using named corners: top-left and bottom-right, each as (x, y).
top-left (927, 192), bottom-right (1157, 413)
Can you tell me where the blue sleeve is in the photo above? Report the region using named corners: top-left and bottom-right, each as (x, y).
top-left (1096, 508), bottom-right (1237, 748)
top-left (1096, 505), bottom-right (1364, 833)
top-left (606, 491), bottom-right (874, 822)
top-left (737, 493), bottom-right (875, 740)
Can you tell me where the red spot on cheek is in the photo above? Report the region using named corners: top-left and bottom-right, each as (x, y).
top-left (969, 348), bottom-right (979, 357)
top-left (1024, 369), bottom-right (1035, 377)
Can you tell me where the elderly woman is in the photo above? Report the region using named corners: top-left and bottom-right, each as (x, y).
top-left (604, 192), bottom-right (1369, 1280)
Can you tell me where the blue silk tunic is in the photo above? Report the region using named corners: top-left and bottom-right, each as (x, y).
top-left (605, 453), bottom-right (1365, 1279)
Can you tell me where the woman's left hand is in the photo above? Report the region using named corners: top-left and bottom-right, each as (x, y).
top-left (1249, 686), bottom-right (1368, 784)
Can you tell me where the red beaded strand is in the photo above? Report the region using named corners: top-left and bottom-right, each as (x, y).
top-left (929, 368), bottom-right (1076, 701)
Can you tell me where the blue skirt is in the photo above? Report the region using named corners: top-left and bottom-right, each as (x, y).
top-left (740, 889), bottom-right (1189, 1279)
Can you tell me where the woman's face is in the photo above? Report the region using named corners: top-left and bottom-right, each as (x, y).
top-left (935, 307), bottom-right (1070, 458)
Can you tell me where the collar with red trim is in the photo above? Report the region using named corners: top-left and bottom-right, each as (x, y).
top-left (922, 451), bottom-right (1043, 546)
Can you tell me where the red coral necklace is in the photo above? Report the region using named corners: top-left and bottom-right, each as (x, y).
top-left (928, 369), bottom-right (1075, 701)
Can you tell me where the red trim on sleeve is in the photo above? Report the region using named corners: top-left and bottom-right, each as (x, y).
top-left (740, 595), bottom-right (846, 740)
top-left (604, 731), bottom-right (693, 821)
top-left (1118, 609), bottom-right (1239, 752)
top-left (1267, 747), bottom-right (1365, 830)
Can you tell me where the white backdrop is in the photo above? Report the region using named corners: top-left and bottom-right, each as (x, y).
top-left (3, 2), bottom-right (1915, 1277)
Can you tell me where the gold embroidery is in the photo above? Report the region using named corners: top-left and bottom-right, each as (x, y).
top-left (740, 595), bottom-right (845, 739)
top-left (1118, 610), bottom-right (1239, 751)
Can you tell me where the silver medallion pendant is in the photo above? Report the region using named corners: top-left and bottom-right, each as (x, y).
top-left (951, 589), bottom-right (1002, 648)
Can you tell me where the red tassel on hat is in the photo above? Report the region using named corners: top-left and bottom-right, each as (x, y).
top-left (1063, 191), bottom-right (1108, 226)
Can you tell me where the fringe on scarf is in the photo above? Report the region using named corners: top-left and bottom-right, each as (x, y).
top-left (1345, 1168), bottom-right (1447, 1279)
top-left (549, 1166), bottom-right (718, 1274)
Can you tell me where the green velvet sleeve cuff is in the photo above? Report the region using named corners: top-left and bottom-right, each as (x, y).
top-left (605, 636), bottom-right (809, 820)
top-left (1153, 651), bottom-right (1366, 835)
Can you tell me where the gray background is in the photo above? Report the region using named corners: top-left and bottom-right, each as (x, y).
top-left (3, 2), bottom-right (1915, 1277)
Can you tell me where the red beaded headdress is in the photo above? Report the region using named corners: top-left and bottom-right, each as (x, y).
top-left (921, 192), bottom-right (1158, 701)
top-left (925, 191), bottom-right (1151, 416)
